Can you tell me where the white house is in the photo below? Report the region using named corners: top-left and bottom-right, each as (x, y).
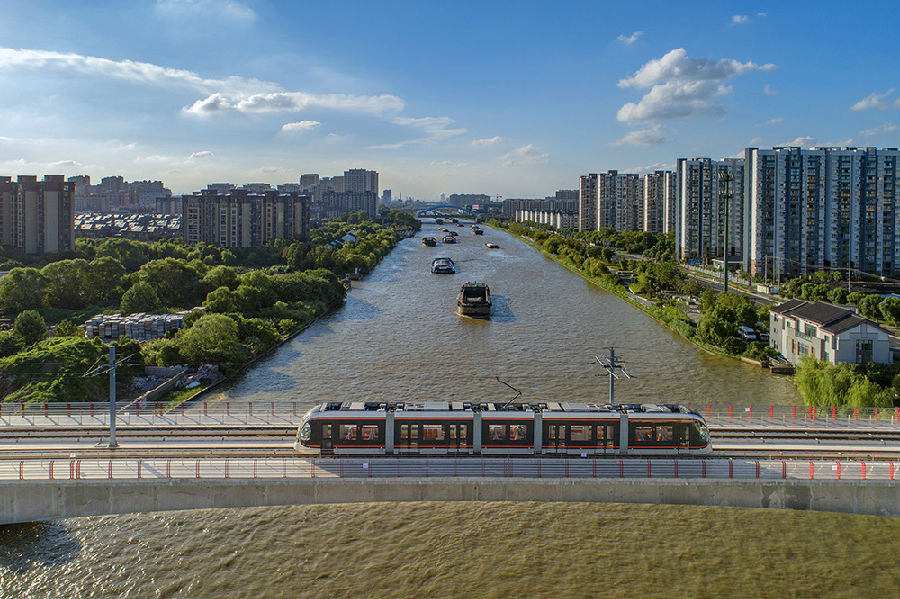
top-left (769, 300), bottom-right (892, 366)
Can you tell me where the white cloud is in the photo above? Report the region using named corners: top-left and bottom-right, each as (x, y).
top-left (48, 159), bottom-right (82, 169)
top-left (618, 48), bottom-right (775, 88)
top-left (366, 116), bottom-right (465, 149)
top-left (429, 160), bottom-right (467, 168)
top-left (851, 89), bottom-right (898, 111)
top-left (616, 48), bottom-right (776, 122)
top-left (617, 31), bottom-right (643, 45)
top-left (623, 161), bottom-right (675, 174)
top-left (860, 122), bottom-right (899, 137)
top-left (472, 136), bottom-right (503, 146)
top-left (778, 136), bottom-right (817, 148)
top-left (732, 14), bottom-right (750, 23)
top-left (189, 150), bottom-right (215, 159)
top-left (755, 117), bottom-right (783, 127)
top-left (0, 46), bottom-right (274, 94)
top-left (500, 144), bottom-right (549, 167)
top-left (281, 120), bottom-right (321, 132)
top-left (154, 0), bottom-right (256, 24)
top-left (763, 84), bottom-right (777, 95)
top-left (613, 125), bottom-right (668, 146)
top-left (757, 12), bottom-right (767, 17)
top-left (185, 92), bottom-right (404, 116)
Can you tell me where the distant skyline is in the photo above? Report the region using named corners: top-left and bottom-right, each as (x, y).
top-left (0, 0), bottom-right (898, 199)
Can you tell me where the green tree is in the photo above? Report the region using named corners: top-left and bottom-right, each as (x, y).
top-left (41, 259), bottom-right (89, 309)
top-left (827, 287), bottom-right (850, 305)
top-left (121, 281), bottom-right (162, 314)
top-left (203, 286), bottom-right (238, 313)
top-left (134, 257), bottom-right (202, 308)
top-left (84, 256), bottom-right (126, 305)
top-left (13, 310), bottom-right (47, 347)
top-left (176, 313), bottom-right (243, 371)
top-left (0, 331), bottom-right (22, 358)
top-left (878, 296), bottom-right (900, 327)
top-left (858, 294), bottom-right (884, 320)
top-left (201, 265), bottom-right (239, 292)
top-left (0, 267), bottom-right (48, 313)
top-left (698, 288), bottom-right (717, 314)
top-left (53, 319), bottom-right (80, 337)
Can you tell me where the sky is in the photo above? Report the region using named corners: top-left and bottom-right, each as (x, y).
top-left (0, 0), bottom-right (898, 200)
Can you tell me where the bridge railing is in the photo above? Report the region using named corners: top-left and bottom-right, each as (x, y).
top-left (1, 401), bottom-right (898, 428)
top-left (3, 457), bottom-right (897, 482)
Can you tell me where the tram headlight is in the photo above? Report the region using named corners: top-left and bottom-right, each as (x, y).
top-left (299, 422), bottom-right (311, 442)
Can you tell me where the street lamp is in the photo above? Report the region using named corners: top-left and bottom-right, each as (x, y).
top-left (720, 171), bottom-right (733, 294)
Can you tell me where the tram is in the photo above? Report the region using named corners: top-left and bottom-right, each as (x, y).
top-left (294, 401), bottom-right (711, 456)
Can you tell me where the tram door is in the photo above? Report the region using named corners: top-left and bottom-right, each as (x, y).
top-left (547, 423), bottom-right (567, 452)
top-left (448, 424), bottom-right (468, 453)
top-left (321, 423), bottom-right (334, 454)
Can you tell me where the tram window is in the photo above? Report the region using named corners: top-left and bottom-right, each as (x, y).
top-left (633, 426), bottom-right (654, 443)
top-left (509, 424), bottom-right (525, 441)
top-left (400, 424), bottom-right (409, 440)
top-left (339, 424), bottom-right (357, 441)
top-left (422, 424), bottom-right (446, 441)
top-left (655, 426), bottom-right (673, 443)
top-left (489, 425), bottom-right (506, 441)
top-left (459, 425), bottom-right (467, 441)
top-left (360, 425), bottom-right (379, 441)
top-left (449, 425), bottom-right (457, 439)
top-left (322, 424), bottom-right (332, 440)
top-left (547, 426), bottom-right (557, 441)
top-left (598, 425), bottom-right (616, 447)
top-left (569, 425), bottom-right (590, 442)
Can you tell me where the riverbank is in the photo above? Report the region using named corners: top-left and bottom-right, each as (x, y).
top-left (496, 225), bottom-right (740, 360)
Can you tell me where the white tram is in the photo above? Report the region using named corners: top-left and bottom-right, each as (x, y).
top-left (294, 401), bottom-right (711, 456)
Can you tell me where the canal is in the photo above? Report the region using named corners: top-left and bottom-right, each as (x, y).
top-left (3, 224), bottom-right (896, 598)
top-left (209, 222), bottom-right (800, 407)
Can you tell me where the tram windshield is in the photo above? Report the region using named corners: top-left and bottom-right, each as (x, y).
top-left (298, 421), bottom-right (311, 442)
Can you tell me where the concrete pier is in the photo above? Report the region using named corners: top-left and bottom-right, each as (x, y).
top-left (2, 478), bottom-right (897, 524)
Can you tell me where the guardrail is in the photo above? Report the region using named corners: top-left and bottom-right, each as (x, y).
top-left (2, 457), bottom-right (897, 482)
top-left (0, 401), bottom-right (897, 427)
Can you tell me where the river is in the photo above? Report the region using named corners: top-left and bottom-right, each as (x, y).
top-left (3, 224), bottom-right (897, 598)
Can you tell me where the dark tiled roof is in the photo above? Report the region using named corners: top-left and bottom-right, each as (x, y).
top-left (772, 299), bottom-right (891, 335)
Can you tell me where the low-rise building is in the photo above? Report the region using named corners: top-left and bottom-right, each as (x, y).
top-left (769, 300), bottom-right (891, 365)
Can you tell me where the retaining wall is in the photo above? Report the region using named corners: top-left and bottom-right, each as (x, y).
top-left (1, 478), bottom-right (897, 524)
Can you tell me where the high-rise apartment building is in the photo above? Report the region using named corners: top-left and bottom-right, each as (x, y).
top-left (0, 175), bottom-right (74, 254)
top-left (743, 146), bottom-right (899, 278)
top-left (182, 189), bottom-right (309, 248)
top-left (676, 157), bottom-right (744, 262)
top-left (344, 169), bottom-right (379, 194)
top-left (447, 193), bottom-right (490, 207)
top-left (596, 170), bottom-right (643, 232)
top-left (578, 174), bottom-right (598, 231)
top-left (642, 170), bottom-right (677, 234)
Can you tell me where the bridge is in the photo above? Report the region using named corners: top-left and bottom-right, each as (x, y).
top-left (416, 205), bottom-right (478, 218)
top-left (1, 402), bottom-right (898, 523)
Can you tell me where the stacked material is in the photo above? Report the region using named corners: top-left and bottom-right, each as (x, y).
top-left (83, 308), bottom-right (202, 341)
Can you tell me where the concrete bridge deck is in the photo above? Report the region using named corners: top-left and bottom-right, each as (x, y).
top-left (1, 457), bottom-right (897, 523)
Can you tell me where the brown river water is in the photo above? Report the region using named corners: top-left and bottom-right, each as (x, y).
top-left (2, 224), bottom-right (897, 597)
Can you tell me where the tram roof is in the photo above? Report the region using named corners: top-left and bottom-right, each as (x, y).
top-left (315, 401), bottom-right (701, 417)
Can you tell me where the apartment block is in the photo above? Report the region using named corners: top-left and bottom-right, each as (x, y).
top-left (317, 190), bottom-right (377, 219)
top-left (742, 147), bottom-right (899, 278)
top-left (344, 169), bottom-right (379, 194)
top-left (676, 157), bottom-right (744, 262)
top-left (506, 198), bottom-right (578, 229)
top-left (578, 174), bottom-right (598, 231)
top-left (182, 189), bottom-right (310, 248)
top-left (0, 175), bottom-right (74, 254)
top-left (642, 170), bottom-right (676, 234)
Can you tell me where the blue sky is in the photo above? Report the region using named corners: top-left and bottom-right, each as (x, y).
top-left (0, 0), bottom-right (898, 199)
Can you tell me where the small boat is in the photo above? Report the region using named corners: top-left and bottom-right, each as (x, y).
top-left (457, 282), bottom-right (491, 317)
top-left (435, 218), bottom-right (444, 224)
top-left (431, 257), bottom-right (455, 274)
top-left (456, 223), bottom-right (463, 227)
top-left (447, 230), bottom-right (458, 236)
top-left (443, 235), bottom-right (457, 244)
top-left (421, 237), bottom-right (437, 247)
top-left (438, 227), bottom-right (449, 232)
top-left (485, 242), bottom-right (499, 249)
top-left (471, 227), bottom-right (484, 235)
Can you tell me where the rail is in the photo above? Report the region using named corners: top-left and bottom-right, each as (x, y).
top-left (2, 457), bottom-right (897, 482)
top-left (0, 401), bottom-right (897, 428)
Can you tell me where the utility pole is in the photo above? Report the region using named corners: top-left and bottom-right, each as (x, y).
top-left (596, 348), bottom-right (631, 404)
top-left (108, 344), bottom-right (118, 448)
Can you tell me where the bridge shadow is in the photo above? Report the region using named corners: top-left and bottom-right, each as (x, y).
top-left (489, 294), bottom-right (516, 322)
top-left (0, 521), bottom-right (81, 571)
